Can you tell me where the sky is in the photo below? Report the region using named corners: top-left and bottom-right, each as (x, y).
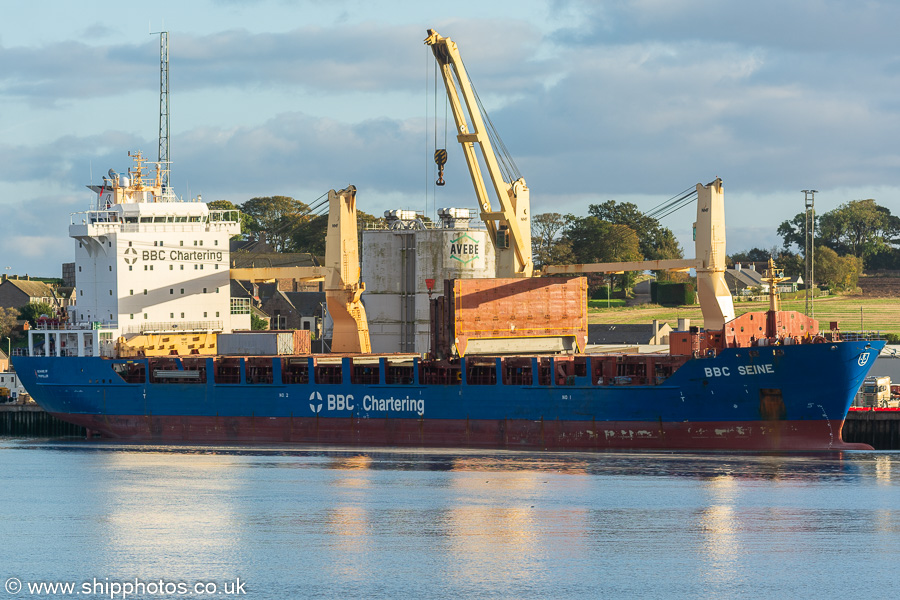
top-left (2, 0), bottom-right (899, 277)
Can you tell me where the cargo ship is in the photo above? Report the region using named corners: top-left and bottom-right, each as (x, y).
top-left (10, 29), bottom-right (883, 451)
top-left (12, 337), bottom-right (882, 450)
top-left (10, 152), bottom-right (883, 451)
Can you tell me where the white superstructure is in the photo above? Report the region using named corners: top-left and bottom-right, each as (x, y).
top-left (29, 152), bottom-right (243, 357)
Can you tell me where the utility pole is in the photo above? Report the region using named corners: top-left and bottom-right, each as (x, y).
top-left (802, 189), bottom-right (817, 317)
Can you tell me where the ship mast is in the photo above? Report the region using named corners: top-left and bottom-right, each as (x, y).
top-left (763, 257), bottom-right (789, 339)
top-left (157, 30), bottom-right (171, 193)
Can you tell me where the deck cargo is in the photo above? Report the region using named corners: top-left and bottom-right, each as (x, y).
top-left (430, 277), bottom-right (588, 357)
top-left (218, 330), bottom-right (311, 356)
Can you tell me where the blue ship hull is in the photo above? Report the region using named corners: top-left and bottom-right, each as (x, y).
top-left (12, 339), bottom-right (882, 450)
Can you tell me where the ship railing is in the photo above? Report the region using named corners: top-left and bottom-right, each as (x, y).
top-left (70, 210), bottom-right (239, 227)
top-left (364, 221), bottom-right (490, 231)
top-left (32, 322), bottom-right (116, 331)
top-left (123, 320), bottom-right (223, 334)
top-left (841, 331), bottom-right (886, 342)
top-left (71, 210), bottom-right (121, 226)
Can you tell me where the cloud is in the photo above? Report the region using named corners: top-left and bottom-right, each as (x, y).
top-left (0, 132), bottom-right (146, 183)
top-left (80, 23), bottom-right (117, 40)
top-left (552, 0), bottom-right (900, 54)
top-left (6, 1), bottom-right (900, 275)
top-left (0, 21), bottom-right (549, 108)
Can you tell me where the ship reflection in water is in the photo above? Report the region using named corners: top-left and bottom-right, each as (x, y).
top-left (3, 442), bottom-right (900, 599)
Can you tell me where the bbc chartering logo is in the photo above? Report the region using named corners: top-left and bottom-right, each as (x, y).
top-left (123, 246), bottom-right (139, 265)
top-left (309, 391), bottom-right (323, 413)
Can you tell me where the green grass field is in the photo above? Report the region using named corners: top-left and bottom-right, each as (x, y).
top-left (587, 299), bottom-right (628, 309)
top-left (588, 295), bottom-right (900, 336)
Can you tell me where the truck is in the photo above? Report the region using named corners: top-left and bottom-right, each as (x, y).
top-left (855, 375), bottom-right (893, 408)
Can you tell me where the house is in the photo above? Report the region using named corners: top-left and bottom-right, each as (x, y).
top-left (0, 275), bottom-right (58, 311)
top-left (588, 321), bottom-right (672, 345)
top-left (724, 263), bottom-right (765, 296)
top-left (260, 291), bottom-right (325, 333)
top-left (231, 280), bottom-right (280, 308)
top-left (725, 264), bottom-right (803, 295)
top-left (777, 275), bottom-right (803, 294)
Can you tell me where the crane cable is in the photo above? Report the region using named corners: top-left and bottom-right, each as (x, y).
top-left (559, 186), bottom-right (699, 258)
top-left (463, 58), bottom-right (522, 184)
top-left (646, 187), bottom-right (698, 221)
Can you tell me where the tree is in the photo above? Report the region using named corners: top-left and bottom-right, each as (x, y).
top-left (290, 209), bottom-right (382, 257)
top-left (815, 246), bottom-right (862, 291)
top-left (531, 213), bottom-right (572, 268)
top-left (251, 314), bottom-right (269, 330)
top-left (780, 199), bottom-right (900, 267)
top-left (818, 199), bottom-right (899, 261)
top-left (588, 200), bottom-right (682, 261)
top-left (777, 212), bottom-right (815, 253)
top-left (291, 214), bottom-right (327, 256)
top-left (239, 196), bottom-right (312, 252)
top-left (564, 217), bottom-right (642, 264)
top-left (776, 250), bottom-right (804, 278)
top-left (355, 209), bottom-right (387, 233)
top-left (866, 247), bottom-right (900, 271)
top-left (18, 302), bottom-right (57, 327)
top-left (729, 247), bottom-right (773, 265)
top-left (0, 307), bottom-right (19, 341)
top-left (563, 217), bottom-right (642, 290)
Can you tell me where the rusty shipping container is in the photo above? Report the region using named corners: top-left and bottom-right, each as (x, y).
top-left (431, 277), bottom-right (588, 357)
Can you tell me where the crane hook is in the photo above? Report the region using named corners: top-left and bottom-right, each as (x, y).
top-left (434, 149), bottom-right (447, 186)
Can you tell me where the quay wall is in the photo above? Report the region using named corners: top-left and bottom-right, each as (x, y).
top-left (0, 404), bottom-right (86, 437)
top-left (844, 410), bottom-right (900, 450)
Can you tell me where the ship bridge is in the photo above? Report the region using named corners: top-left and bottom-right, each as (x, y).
top-left (52, 152), bottom-right (248, 355)
top-left (70, 203), bottom-right (240, 239)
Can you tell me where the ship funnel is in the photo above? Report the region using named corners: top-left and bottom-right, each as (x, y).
top-left (108, 169), bottom-right (118, 181)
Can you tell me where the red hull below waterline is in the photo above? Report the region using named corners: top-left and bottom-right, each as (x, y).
top-left (61, 413), bottom-right (872, 451)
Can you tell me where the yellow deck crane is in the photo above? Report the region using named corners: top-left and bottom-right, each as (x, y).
top-left (425, 29), bottom-right (533, 278)
top-left (426, 29), bottom-right (734, 330)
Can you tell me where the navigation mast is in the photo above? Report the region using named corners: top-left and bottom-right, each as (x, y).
top-left (157, 30), bottom-right (171, 192)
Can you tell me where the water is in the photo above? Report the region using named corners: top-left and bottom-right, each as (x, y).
top-left (2, 440), bottom-right (900, 600)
